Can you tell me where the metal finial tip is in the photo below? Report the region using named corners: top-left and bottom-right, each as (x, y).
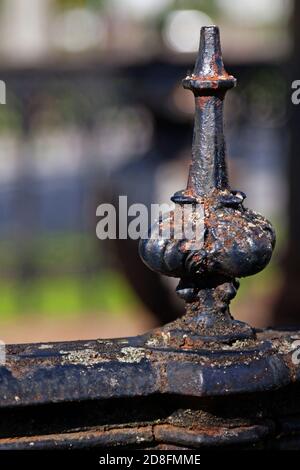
top-left (183, 25), bottom-right (236, 93)
top-left (194, 25), bottom-right (225, 78)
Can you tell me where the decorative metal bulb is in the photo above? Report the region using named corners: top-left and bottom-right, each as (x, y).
top-left (139, 26), bottom-right (275, 345)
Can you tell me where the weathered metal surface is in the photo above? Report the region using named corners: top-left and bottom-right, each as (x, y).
top-left (139, 26), bottom-right (275, 345)
top-left (0, 329), bottom-right (298, 407)
top-left (0, 329), bottom-right (299, 449)
top-left (0, 336), bottom-right (298, 449)
top-left (0, 26), bottom-right (299, 450)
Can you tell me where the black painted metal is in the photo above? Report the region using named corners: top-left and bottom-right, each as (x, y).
top-left (139, 26), bottom-right (275, 344)
top-left (0, 26), bottom-right (299, 450)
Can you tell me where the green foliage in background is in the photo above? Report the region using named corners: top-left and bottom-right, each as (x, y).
top-left (0, 271), bottom-right (138, 319)
top-left (0, 233), bottom-right (138, 319)
top-left (55, 0), bottom-right (105, 11)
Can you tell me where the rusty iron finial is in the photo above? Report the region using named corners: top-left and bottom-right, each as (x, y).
top-left (139, 26), bottom-right (275, 346)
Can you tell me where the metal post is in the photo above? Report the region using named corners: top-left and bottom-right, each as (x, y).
top-left (139, 26), bottom-right (275, 345)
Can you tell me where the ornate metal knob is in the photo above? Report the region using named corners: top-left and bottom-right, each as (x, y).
top-left (139, 26), bottom-right (275, 346)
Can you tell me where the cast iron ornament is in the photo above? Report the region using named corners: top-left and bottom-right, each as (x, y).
top-left (139, 26), bottom-right (275, 346)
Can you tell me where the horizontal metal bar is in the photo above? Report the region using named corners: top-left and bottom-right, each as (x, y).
top-left (0, 329), bottom-right (299, 408)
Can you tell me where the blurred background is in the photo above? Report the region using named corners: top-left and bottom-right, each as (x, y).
top-left (0, 0), bottom-right (297, 343)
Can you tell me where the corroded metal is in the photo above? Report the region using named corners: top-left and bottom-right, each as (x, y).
top-left (139, 26), bottom-right (275, 345)
top-left (0, 26), bottom-right (299, 451)
top-left (0, 329), bottom-right (299, 449)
